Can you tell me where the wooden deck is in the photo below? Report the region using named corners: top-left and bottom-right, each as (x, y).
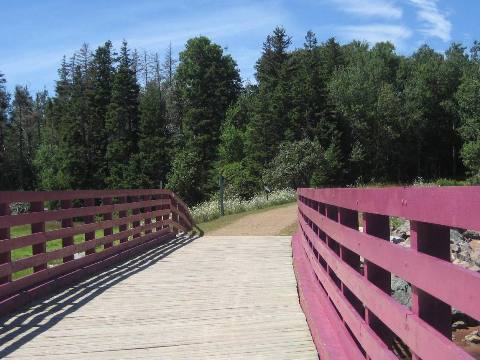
top-left (1, 235), bottom-right (317, 359)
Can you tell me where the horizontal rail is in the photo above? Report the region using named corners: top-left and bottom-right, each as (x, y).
top-left (0, 189), bottom-right (194, 315)
top-left (294, 186), bottom-right (479, 360)
top-left (298, 186), bottom-right (480, 231)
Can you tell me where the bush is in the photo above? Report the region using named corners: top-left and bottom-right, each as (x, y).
top-left (191, 188), bottom-right (296, 223)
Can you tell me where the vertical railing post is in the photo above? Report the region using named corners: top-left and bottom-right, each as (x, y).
top-left (84, 198), bottom-right (96, 255)
top-left (162, 194), bottom-right (170, 230)
top-left (132, 196), bottom-right (140, 238)
top-left (118, 196), bottom-right (128, 243)
top-left (61, 199), bottom-right (74, 262)
top-left (363, 212), bottom-right (392, 350)
top-left (0, 201), bottom-right (11, 284)
top-left (338, 207), bottom-right (363, 317)
top-left (102, 197), bottom-right (113, 248)
top-left (31, 201), bottom-right (46, 272)
top-left (144, 194), bottom-right (152, 235)
top-left (411, 220), bottom-right (451, 360)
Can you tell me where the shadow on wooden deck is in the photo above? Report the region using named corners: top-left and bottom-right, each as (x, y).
top-left (0, 233), bottom-right (200, 358)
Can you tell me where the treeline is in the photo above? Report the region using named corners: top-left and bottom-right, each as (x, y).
top-left (1, 27), bottom-right (480, 204)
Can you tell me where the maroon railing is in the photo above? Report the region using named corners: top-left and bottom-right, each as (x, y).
top-left (293, 186), bottom-right (480, 360)
top-left (0, 189), bottom-right (194, 316)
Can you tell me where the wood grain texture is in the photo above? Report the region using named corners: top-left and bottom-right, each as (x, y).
top-left (1, 235), bottom-right (316, 360)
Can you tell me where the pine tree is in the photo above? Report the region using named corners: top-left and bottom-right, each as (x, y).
top-left (127, 80), bottom-right (169, 188)
top-left (0, 72), bottom-right (11, 189)
top-left (167, 36), bottom-right (240, 203)
top-left (10, 86), bottom-right (36, 189)
top-left (88, 40), bottom-right (114, 188)
top-left (105, 41), bottom-right (140, 188)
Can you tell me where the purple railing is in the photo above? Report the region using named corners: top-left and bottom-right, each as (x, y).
top-left (0, 189), bottom-right (194, 316)
top-left (293, 186), bottom-right (480, 360)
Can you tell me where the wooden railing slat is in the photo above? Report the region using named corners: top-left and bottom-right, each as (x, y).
top-left (0, 189), bottom-right (194, 316)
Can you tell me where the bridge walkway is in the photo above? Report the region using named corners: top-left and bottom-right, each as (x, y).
top-left (1, 235), bottom-right (316, 359)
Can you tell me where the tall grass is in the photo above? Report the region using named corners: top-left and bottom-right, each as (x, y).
top-left (192, 188), bottom-right (296, 223)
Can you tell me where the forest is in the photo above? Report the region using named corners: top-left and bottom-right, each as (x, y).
top-left (1, 27), bottom-right (480, 204)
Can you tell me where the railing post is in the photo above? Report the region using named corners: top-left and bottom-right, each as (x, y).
top-left (363, 212), bottom-right (392, 350)
top-left (144, 195), bottom-right (152, 234)
top-left (61, 199), bottom-right (74, 263)
top-left (102, 197), bottom-right (113, 248)
top-left (0, 202), bottom-right (11, 284)
top-left (338, 208), bottom-right (363, 317)
top-left (31, 201), bottom-right (46, 272)
top-left (84, 198), bottom-right (96, 255)
top-left (118, 196), bottom-right (128, 243)
top-left (410, 221), bottom-right (451, 359)
top-left (132, 196), bottom-right (140, 238)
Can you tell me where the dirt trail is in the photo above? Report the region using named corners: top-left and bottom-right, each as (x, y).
top-left (208, 203), bottom-right (298, 236)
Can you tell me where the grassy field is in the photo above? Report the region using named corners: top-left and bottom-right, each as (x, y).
top-left (196, 201), bottom-right (296, 234)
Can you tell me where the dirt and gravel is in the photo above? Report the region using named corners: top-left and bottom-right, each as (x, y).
top-left (208, 203), bottom-right (297, 236)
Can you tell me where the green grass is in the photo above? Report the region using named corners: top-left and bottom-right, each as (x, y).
top-left (196, 201), bottom-right (296, 235)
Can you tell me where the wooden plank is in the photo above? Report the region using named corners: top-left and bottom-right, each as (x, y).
top-left (102, 197), bottom-right (113, 249)
top-left (0, 221), bottom-right (166, 277)
top-left (296, 231), bottom-right (396, 360)
top-left (0, 208), bottom-right (170, 252)
top-left (84, 198), bottom-right (96, 255)
top-left (411, 221), bottom-right (452, 341)
top-left (0, 202), bottom-right (10, 284)
top-left (298, 216), bottom-right (473, 360)
top-left (298, 202), bottom-right (480, 321)
top-left (0, 189), bottom-right (171, 203)
top-left (31, 201), bottom-right (46, 272)
top-left (0, 198), bottom-right (169, 228)
top-left (1, 236), bottom-right (316, 359)
top-left (61, 199), bottom-right (74, 263)
top-left (298, 187), bottom-right (480, 231)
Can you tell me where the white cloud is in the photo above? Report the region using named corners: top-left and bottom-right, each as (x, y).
top-left (338, 24), bottom-right (412, 44)
top-left (330, 0), bottom-right (403, 19)
top-left (408, 0), bottom-right (452, 42)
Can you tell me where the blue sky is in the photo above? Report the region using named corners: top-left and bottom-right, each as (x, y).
top-left (0, 0), bottom-right (477, 93)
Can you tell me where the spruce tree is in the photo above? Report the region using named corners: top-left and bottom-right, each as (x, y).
top-left (167, 36), bottom-right (240, 203)
top-left (128, 80), bottom-right (169, 188)
top-left (0, 72), bottom-right (11, 189)
top-left (105, 41), bottom-right (140, 188)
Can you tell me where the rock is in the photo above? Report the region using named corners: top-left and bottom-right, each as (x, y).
top-left (451, 229), bottom-right (465, 245)
top-left (452, 320), bottom-right (468, 330)
top-left (392, 221), bottom-right (410, 239)
top-left (463, 230), bottom-right (480, 241)
top-left (391, 276), bottom-right (411, 307)
top-left (465, 330), bottom-right (480, 344)
top-left (390, 236), bottom-right (405, 244)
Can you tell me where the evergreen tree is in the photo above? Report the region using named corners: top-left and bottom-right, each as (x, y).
top-left (128, 80), bottom-right (169, 188)
top-left (0, 72), bottom-right (12, 189)
top-left (105, 41), bottom-right (140, 188)
top-left (167, 36), bottom-right (240, 203)
top-left (9, 86), bottom-right (36, 189)
top-left (88, 41), bottom-right (114, 188)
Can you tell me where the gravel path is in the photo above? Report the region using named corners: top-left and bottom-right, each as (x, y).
top-left (208, 203), bottom-right (297, 236)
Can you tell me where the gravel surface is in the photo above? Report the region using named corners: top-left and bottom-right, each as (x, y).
top-left (209, 203), bottom-right (297, 236)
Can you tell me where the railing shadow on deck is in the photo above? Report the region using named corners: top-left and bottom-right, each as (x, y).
top-left (0, 233), bottom-right (200, 358)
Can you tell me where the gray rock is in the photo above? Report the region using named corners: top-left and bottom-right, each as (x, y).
top-left (391, 275), bottom-right (411, 307)
top-left (392, 221), bottom-right (410, 239)
top-left (451, 229), bottom-right (465, 245)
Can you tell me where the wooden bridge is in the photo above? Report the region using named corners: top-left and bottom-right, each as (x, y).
top-left (0, 187), bottom-right (480, 359)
